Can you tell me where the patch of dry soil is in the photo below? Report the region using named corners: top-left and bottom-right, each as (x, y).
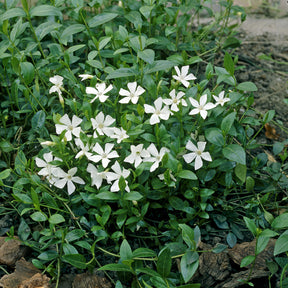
top-left (235, 20), bottom-right (288, 135)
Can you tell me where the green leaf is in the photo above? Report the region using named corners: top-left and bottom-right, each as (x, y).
top-left (179, 224), bottom-right (195, 249)
top-left (144, 60), bottom-right (175, 74)
top-left (14, 150), bottom-right (27, 175)
top-left (150, 276), bottom-right (168, 288)
top-left (272, 214), bottom-right (288, 230)
top-left (60, 24), bottom-right (86, 45)
top-left (30, 188), bottom-right (40, 210)
top-left (205, 127), bottom-right (224, 146)
top-left (31, 211), bottom-right (47, 222)
top-left (29, 5), bottom-right (62, 18)
top-left (124, 11), bottom-right (142, 29)
top-left (235, 163), bottom-right (247, 183)
top-left (65, 229), bottom-right (85, 242)
top-left (157, 247), bottom-right (171, 278)
top-left (0, 169), bottom-right (11, 180)
top-left (20, 62), bottom-right (35, 85)
top-left (222, 144), bottom-right (246, 165)
top-left (224, 52), bottom-right (234, 76)
top-left (99, 37), bottom-right (111, 50)
top-left (98, 263), bottom-right (133, 273)
top-left (88, 13), bottom-right (118, 28)
top-left (256, 236), bottom-right (270, 255)
top-left (95, 192), bottom-right (120, 200)
top-left (177, 170), bottom-right (197, 180)
top-left (212, 243), bottom-right (228, 253)
top-left (274, 232), bottom-right (288, 256)
top-left (139, 5), bottom-right (154, 19)
top-left (138, 49), bottom-right (155, 64)
top-left (63, 243), bottom-right (78, 255)
top-left (237, 82), bottom-right (258, 92)
top-left (240, 255), bottom-right (255, 268)
top-left (120, 239), bottom-right (133, 260)
top-left (31, 110), bottom-right (45, 129)
top-left (221, 112), bottom-right (236, 134)
top-left (21, 0), bottom-right (29, 13)
top-left (0, 8), bottom-right (26, 21)
top-left (35, 22), bottom-right (62, 41)
top-left (226, 232), bottom-right (237, 248)
top-left (246, 176), bottom-right (255, 192)
top-left (132, 248), bottom-right (156, 259)
top-left (124, 192), bottom-right (143, 201)
top-left (177, 284), bottom-right (201, 288)
top-left (62, 254), bottom-right (87, 269)
top-left (262, 110), bottom-right (275, 124)
top-left (180, 251), bottom-right (199, 283)
top-left (49, 214), bottom-right (65, 225)
top-left (18, 218), bottom-right (31, 241)
top-left (38, 250), bottom-right (58, 261)
top-left (244, 217), bottom-right (257, 236)
top-left (106, 68), bottom-right (139, 80)
top-left (130, 36), bottom-right (146, 52)
top-left (223, 37), bottom-right (241, 49)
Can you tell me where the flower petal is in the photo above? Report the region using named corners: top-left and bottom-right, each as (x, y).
top-left (194, 156), bottom-right (203, 170)
top-left (183, 152), bottom-right (196, 164)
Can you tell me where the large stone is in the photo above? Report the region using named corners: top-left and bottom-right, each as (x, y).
top-left (0, 237), bottom-right (27, 266)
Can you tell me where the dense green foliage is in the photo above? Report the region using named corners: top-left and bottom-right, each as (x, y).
top-left (0, 0), bottom-right (288, 287)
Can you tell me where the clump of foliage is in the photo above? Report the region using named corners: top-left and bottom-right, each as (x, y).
top-left (1, 0), bottom-right (288, 287)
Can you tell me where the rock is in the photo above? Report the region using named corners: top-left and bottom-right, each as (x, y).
top-left (193, 242), bottom-right (231, 287)
top-left (228, 238), bottom-right (276, 269)
top-left (0, 237), bottom-right (28, 266)
top-left (0, 258), bottom-right (48, 288)
top-left (217, 269), bottom-right (270, 288)
top-left (19, 273), bottom-right (50, 288)
top-left (72, 272), bottom-right (112, 288)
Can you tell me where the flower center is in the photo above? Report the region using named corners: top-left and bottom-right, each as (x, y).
top-left (196, 150), bottom-right (202, 156)
top-left (68, 125), bottom-right (74, 131)
top-left (155, 110), bottom-right (160, 115)
top-left (173, 99), bottom-right (178, 104)
top-left (198, 105), bottom-right (203, 111)
top-left (136, 151), bottom-right (141, 156)
top-left (98, 123), bottom-right (104, 129)
top-left (67, 175), bottom-right (72, 180)
top-left (102, 153), bottom-right (107, 158)
top-left (156, 155), bottom-right (161, 161)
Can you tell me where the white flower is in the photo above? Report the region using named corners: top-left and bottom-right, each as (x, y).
top-left (86, 82), bottom-right (113, 103)
top-left (79, 74), bottom-right (93, 81)
top-left (119, 82), bottom-right (145, 104)
top-left (144, 97), bottom-right (171, 125)
top-left (110, 127), bottom-right (129, 143)
top-left (143, 143), bottom-right (169, 172)
top-left (89, 143), bottom-right (119, 168)
top-left (124, 144), bottom-right (150, 168)
top-left (49, 75), bottom-right (63, 96)
top-left (213, 91), bottom-right (230, 107)
top-left (87, 163), bottom-right (107, 189)
top-left (183, 140), bottom-right (212, 170)
top-left (163, 89), bottom-right (187, 112)
top-left (91, 112), bottom-right (115, 138)
top-left (173, 66), bottom-right (196, 88)
top-left (106, 161), bottom-right (130, 192)
top-left (52, 167), bottom-right (85, 195)
top-left (35, 152), bottom-right (61, 177)
top-left (189, 94), bottom-right (215, 120)
top-left (55, 114), bottom-right (82, 141)
top-left (75, 138), bottom-right (93, 159)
